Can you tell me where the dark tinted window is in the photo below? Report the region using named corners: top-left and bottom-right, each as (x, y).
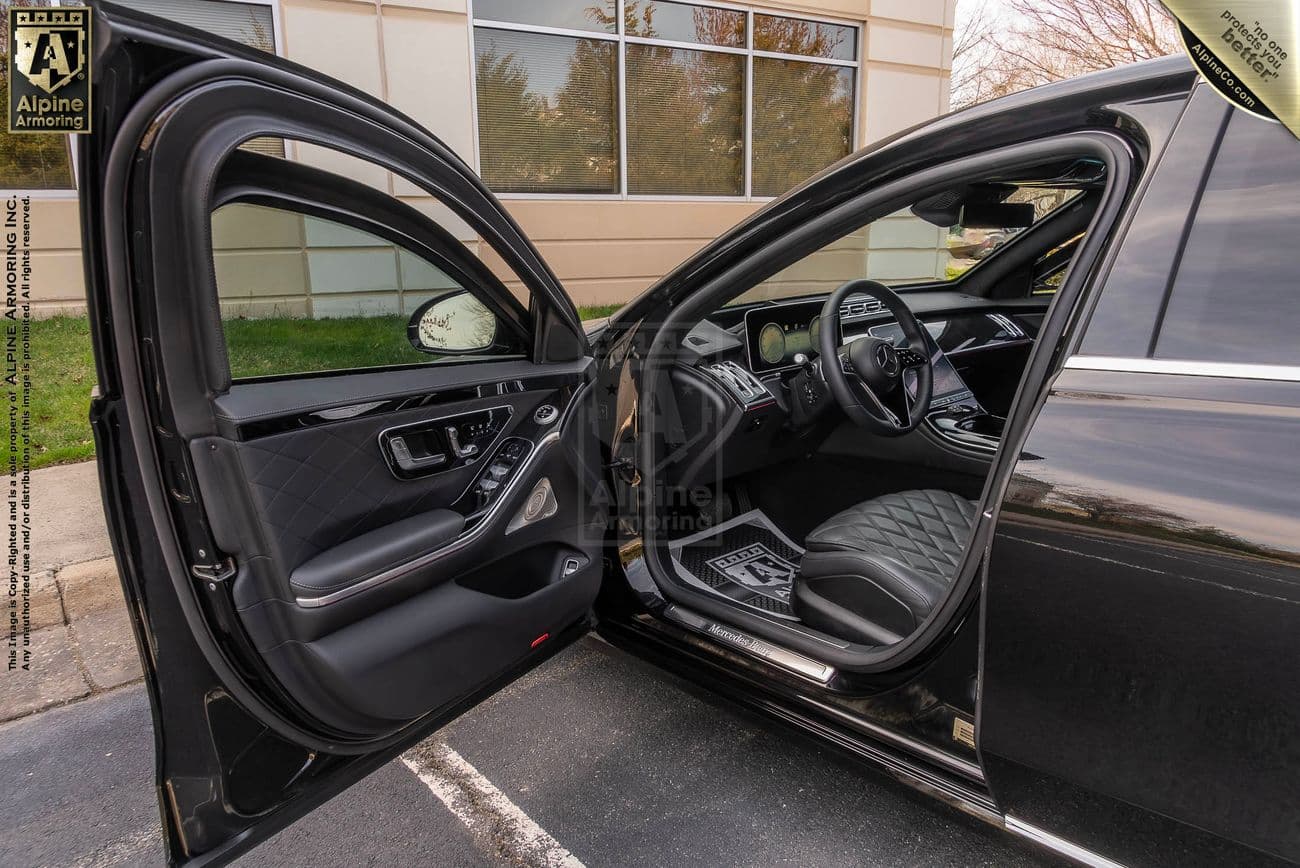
top-left (1154, 114), bottom-right (1300, 365)
top-left (1079, 88), bottom-right (1228, 357)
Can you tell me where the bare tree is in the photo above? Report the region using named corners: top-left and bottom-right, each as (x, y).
top-left (950, 0), bottom-right (999, 108)
top-left (952, 0), bottom-right (1179, 108)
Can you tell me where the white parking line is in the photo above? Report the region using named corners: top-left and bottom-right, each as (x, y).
top-left (401, 742), bottom-right (585, 868)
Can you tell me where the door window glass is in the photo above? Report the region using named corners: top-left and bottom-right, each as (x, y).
top-left (1153, 113), bottom-right (1300, 365)
top-left (212, 202), bottom-right (519, 379)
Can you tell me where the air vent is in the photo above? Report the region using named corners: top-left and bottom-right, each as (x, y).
top-left (840, 296), bottom-right (885, 321)
top-left (707, 361), bottom-right (772, 408)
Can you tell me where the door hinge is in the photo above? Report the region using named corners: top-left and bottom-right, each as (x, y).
top-left (192, 558), bottom-right (236, 585)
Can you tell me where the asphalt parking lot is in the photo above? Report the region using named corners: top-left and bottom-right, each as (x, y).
top-left (0, 635), bottom-right (1058, 867)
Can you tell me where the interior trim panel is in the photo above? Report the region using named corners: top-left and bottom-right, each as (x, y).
top-left (213, 358), bottom-right (593, 435)
top-left (295, 429), bottom-right (562, 608)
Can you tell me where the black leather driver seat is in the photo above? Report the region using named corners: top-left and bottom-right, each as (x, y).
top-left (793, 490), bottom-right (977, 645)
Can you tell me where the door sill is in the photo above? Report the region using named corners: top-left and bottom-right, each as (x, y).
top-left (663, 604), bottom-right (836, 685)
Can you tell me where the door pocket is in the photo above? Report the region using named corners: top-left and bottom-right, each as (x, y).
top-left (457, 544), bottom-right (592, 600)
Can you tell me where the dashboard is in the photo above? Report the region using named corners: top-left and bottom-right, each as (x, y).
top-left (740, 297), bottom-right (1027, 410)
top-left (664, 291), bottom-right (1042, 486)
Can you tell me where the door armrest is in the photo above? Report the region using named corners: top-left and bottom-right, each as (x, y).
top-left (289, 509), bottom-right (466, 595)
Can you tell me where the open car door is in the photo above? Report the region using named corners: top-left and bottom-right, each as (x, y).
top-left (81, 5), bottom-right (607, 864)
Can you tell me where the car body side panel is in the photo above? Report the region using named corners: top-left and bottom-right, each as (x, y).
top-left (980, 368), bottom-right (1300, 865)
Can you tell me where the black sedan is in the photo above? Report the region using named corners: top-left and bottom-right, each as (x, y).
top-left (80, 3), bottom-right (1299, 866)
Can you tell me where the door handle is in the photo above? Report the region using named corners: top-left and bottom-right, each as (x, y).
top-left (446, 426), bottom-right (478, 459)
top-left (389, 435), bottom-right (447, 472)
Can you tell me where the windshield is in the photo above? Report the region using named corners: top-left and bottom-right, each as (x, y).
top-left (728, 184), bottom-right (1084, 307)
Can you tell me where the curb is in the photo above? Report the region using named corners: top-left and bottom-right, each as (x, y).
top-left (2, 556), bottom-right (142, 724)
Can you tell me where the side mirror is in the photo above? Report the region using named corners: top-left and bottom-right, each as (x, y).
top-left (407, 290), bottom-right (498, 355)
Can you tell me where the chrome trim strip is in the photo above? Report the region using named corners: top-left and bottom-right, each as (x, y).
top-left (664, 605), bottom-right (836, 685)
top-left (1064, 355), bottom-right (1300, 383)
top-left (295, 381), bottom-right (592, 608)
top-left (799, 696), bottom-right (986, 781)
top-left (987, 312), bottom-right (1026, 338)
top-left (1004, 816), bottom-right (1127, 868)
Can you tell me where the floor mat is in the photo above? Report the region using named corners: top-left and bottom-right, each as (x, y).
top-left (668, 510), bottom-right (803, 620)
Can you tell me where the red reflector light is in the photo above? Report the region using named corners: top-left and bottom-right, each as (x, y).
top-left (530, 633), bottom-right (550, 649)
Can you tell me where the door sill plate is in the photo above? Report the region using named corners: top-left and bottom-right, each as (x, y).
top-left (663, 604), bottom-right (836, 685)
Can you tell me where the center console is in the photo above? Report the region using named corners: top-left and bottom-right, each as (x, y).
top-left (861, 322), bottom-right (1005, 454)
top-left (927, 404), bottom-right (1004, 452)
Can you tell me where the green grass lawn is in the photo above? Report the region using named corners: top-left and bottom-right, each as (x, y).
top-left (21, 316), bottom-right (99, 469)
top-left (8, 305), bottom-right (622, 471)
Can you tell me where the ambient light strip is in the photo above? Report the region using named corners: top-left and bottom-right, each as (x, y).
top-left (1063, 355), bottom-right (1300, 383)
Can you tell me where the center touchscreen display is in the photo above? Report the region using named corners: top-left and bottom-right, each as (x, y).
top-left (865, 321), bottom-right (974, 407)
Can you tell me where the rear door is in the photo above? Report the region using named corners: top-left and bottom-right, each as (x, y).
top-left (82, 6), bottom-right (607, 864)
top-left (978, 91), bottom-right (1300, 866)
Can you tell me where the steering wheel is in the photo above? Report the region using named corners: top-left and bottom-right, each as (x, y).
top-left (817, 279), bottom-right (933, 436)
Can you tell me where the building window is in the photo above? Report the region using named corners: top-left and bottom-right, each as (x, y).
top-left (472, 1), bottom-right (859, 199)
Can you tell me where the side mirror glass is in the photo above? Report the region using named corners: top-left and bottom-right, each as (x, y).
top-left (407, 290), bottom-right (498, 354)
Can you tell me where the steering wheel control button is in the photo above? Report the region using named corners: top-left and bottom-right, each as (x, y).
top-left (534, 404), bottom-right (559, 425)
top-left (898, 348), bottom-right (927, 367)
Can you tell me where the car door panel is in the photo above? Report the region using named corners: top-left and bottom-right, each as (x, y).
top-left (83, 6), bottom-right (605, 864)
top-left (979, 368), bottom-right (1300, 866)
top-left (189, 379), bottom-right (603, 736)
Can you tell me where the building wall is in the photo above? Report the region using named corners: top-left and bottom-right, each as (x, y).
top-left (24, 0), bottom-right (956, 317)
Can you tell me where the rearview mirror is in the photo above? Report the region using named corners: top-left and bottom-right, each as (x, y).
top-left (407, 290), bottom-right (498, 354)
top-left (958, 201), bottom-right (1035, 229)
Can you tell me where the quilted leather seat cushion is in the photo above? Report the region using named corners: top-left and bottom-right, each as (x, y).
top-left (794, 490), bottom-right (977, 645)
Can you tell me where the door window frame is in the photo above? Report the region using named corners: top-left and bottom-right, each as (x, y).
top-left (622, 130), bottom-right (1137, 674)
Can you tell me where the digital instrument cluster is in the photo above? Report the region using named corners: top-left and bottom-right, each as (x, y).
top-left (743, 300), bottom-right (827, 373)
top-left (742, 299), bottom-right (977, 410)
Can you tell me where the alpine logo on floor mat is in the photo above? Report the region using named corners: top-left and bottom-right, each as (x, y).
top-left (668, 510), bottom-right (805, 619)
top-left (706, 544), bottom-right (798, 601)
